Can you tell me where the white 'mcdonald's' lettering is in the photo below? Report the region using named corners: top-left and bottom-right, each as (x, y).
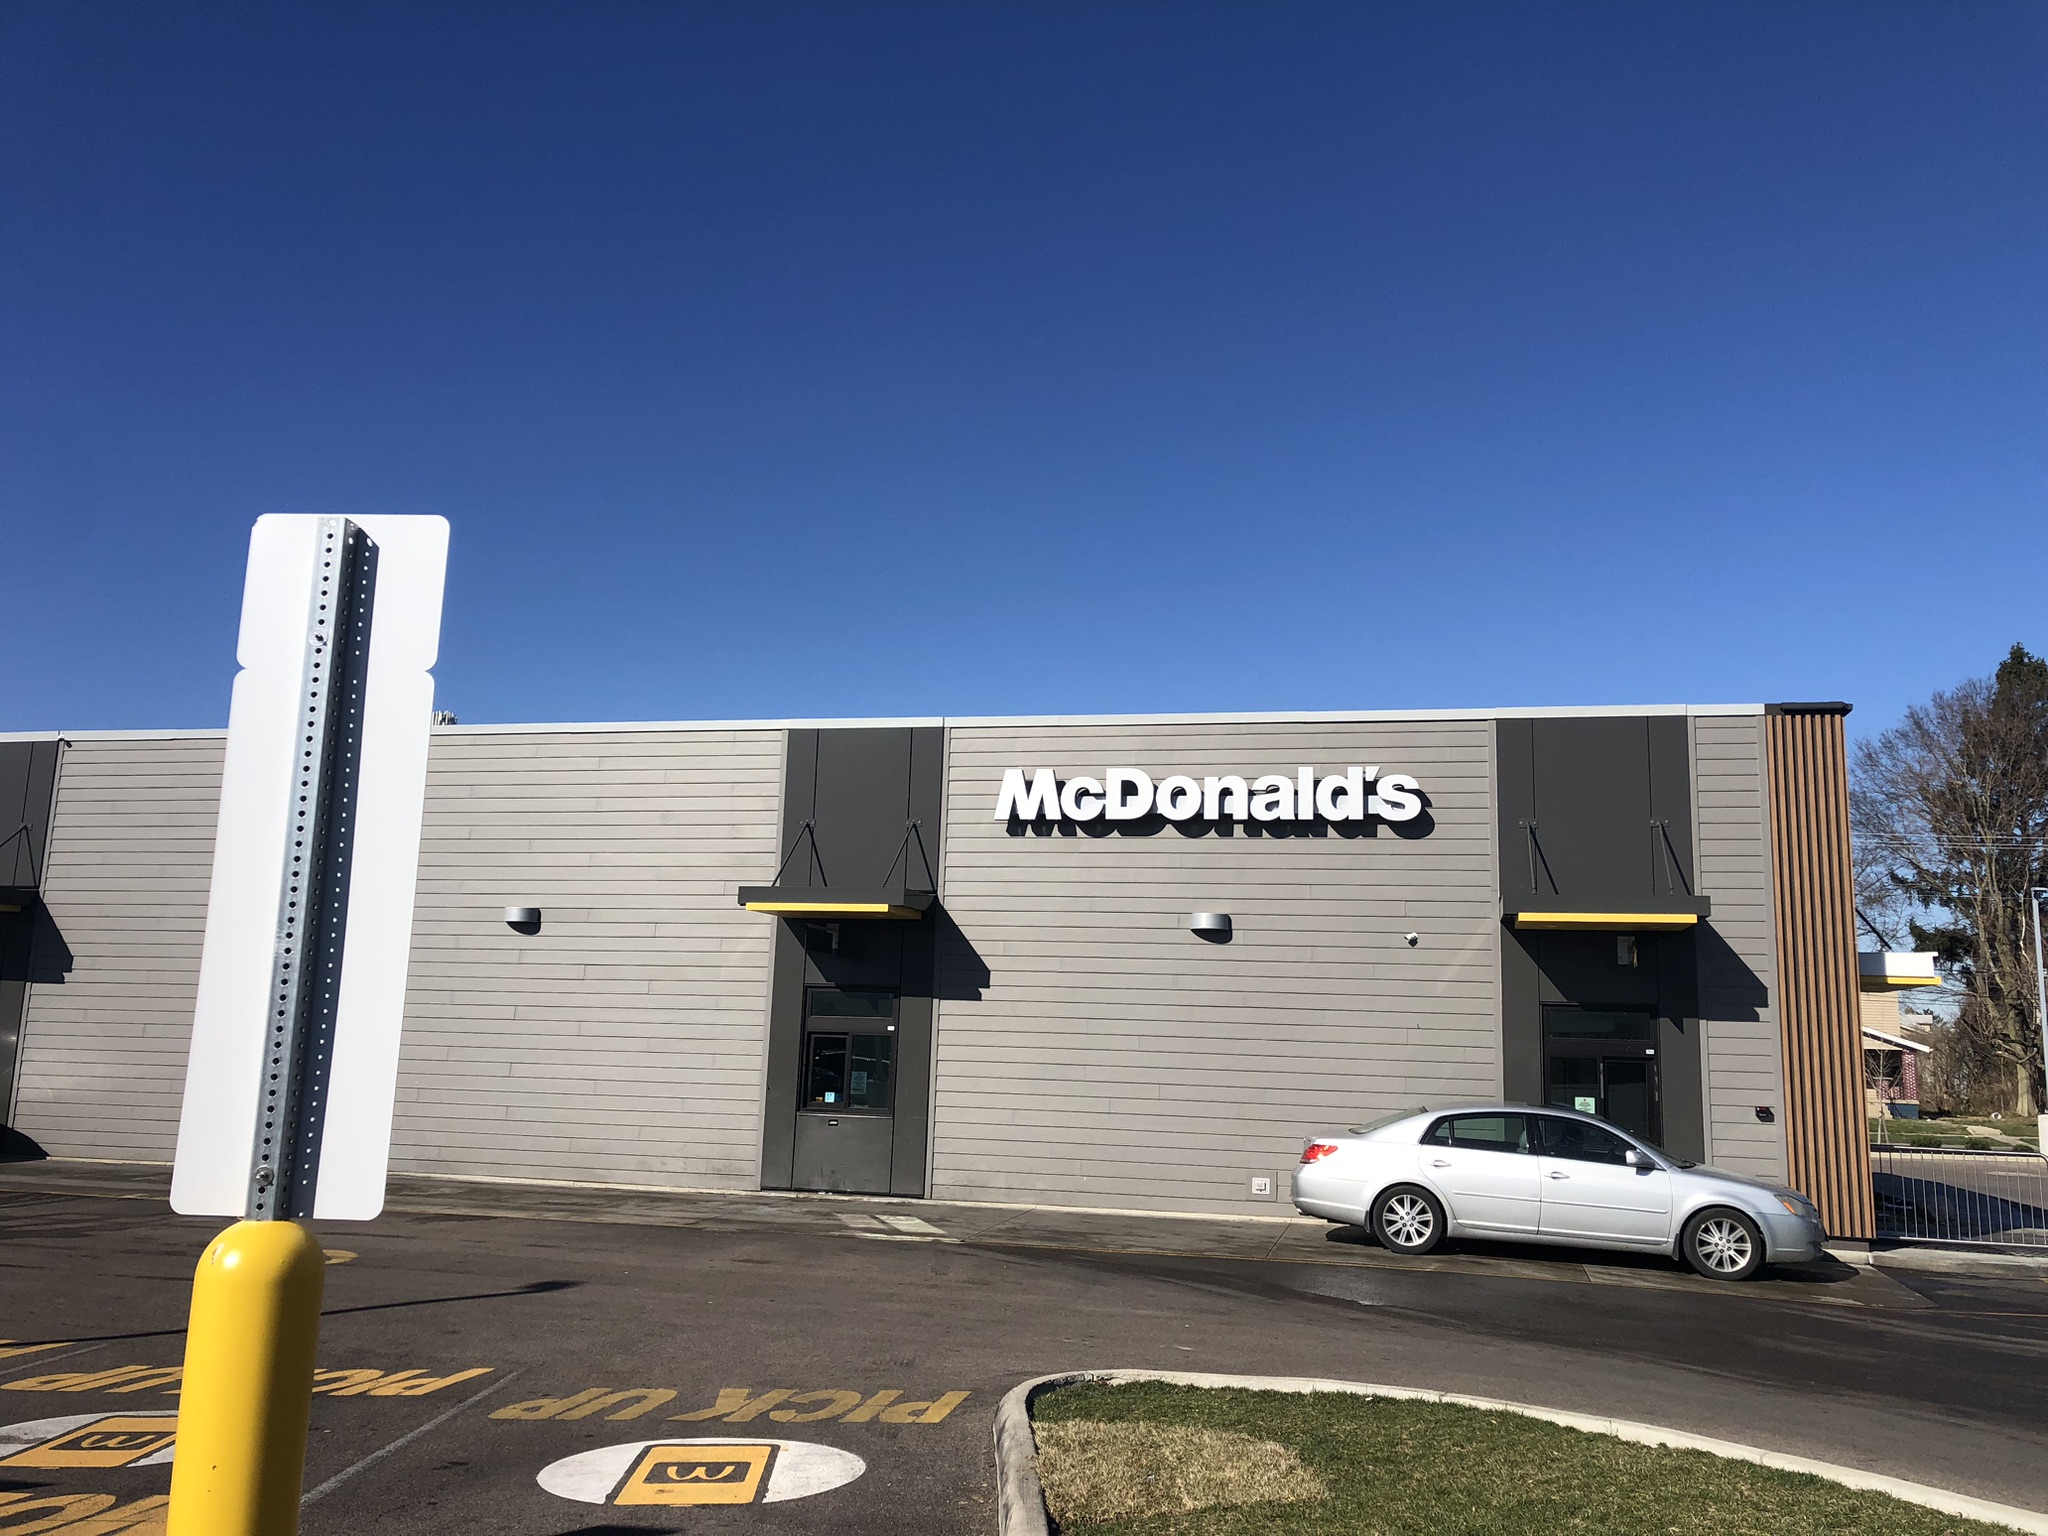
top-left (993, 766), bottom-right (1424, 825)
top-left (994, 768), bottom-right (1061, 821)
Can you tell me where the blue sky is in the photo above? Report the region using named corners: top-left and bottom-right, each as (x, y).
top-left (4, 2), bottom-right (2042, 743)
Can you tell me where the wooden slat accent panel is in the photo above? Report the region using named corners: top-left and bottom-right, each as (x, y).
top-left (1764, 709), bottom-right (1874, 1239)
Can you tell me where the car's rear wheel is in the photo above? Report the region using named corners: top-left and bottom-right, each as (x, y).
top-left (1372, 1184), bottom-right (1446, 1255)
top-left (1680, 1208), bottom-right (1765, 1281)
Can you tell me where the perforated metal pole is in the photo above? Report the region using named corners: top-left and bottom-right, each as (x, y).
top-left (171, 517), bottom-right (376, 1536)
top-left (250, 517), bottom-right (376, 1220)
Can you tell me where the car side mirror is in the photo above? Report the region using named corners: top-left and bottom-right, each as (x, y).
top-left (1623, 1149), bottom-right (1645, 1169)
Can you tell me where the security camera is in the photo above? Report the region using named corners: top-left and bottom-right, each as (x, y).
top-left (1404, 932), bottom-right (1420, 947)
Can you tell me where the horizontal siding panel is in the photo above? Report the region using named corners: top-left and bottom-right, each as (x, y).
top-left (391, 730), bottom-right (782, 1187)
top-left (13, 738), bottom-right (225, 1160)
top-left (17, 730), bottom-right (784, 1190)
top-left (1692, 715), bottom-right (1788, 1183)
top-left (931, 720), bottom-right (1501, 1213)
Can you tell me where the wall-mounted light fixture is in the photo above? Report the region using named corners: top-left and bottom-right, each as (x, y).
top-left (504, 906), bottom-right (541, 935)
top-left (1190, 912), bottom-right (1232, 944)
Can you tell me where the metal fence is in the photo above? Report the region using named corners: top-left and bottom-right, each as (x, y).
top-left (1871, 1145), bottom-right (2048, 1247)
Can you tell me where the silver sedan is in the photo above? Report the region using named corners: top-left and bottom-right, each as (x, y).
top-left (1291, 1104), bottom-right (1827, 1280)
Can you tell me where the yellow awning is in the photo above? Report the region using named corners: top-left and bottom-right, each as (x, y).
top-left (1512, 912), bottom-right (1700, 932)
top-left (736, 886), bottom-right (934, 921)
top-left (741, 900), bottom-right (926, 920)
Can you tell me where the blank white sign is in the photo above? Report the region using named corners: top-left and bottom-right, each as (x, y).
top-left (171, 514), bottom-right (449, 1220)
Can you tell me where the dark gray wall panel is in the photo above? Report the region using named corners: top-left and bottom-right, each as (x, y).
top-left (1531, 717), bottom-right (1654, 906)
top-left (760, 725), bottom-right (944, 1197)
top-left (0, 742), bottom-right (60, 891)
top-left (1648, 717), bottom-right (1697, 900)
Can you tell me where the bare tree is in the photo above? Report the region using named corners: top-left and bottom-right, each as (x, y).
top-left (1850, 645), bottom-right (2048, 1117)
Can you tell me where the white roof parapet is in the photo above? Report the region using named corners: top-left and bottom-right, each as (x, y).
top-left (1858, 952), bottom-right (1942, 988)
top-left (1861, 1026), bottom-right (1934, 1054)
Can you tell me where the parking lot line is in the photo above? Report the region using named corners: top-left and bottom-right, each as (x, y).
top-left (300, 1370), bottom-right (522, 1507)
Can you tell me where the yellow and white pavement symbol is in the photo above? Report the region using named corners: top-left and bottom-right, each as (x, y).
top-left (539, 1438), bottom-right (865, 1509)
top-left (0, 1412), bottom-right (178, 1470)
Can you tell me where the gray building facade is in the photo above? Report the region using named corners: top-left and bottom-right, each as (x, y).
top-left (0, 702), bottom-right (1872, 1231)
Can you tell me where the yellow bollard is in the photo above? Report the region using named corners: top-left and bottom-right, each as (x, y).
top-left (167, 1220), bottom-right (326, 1536)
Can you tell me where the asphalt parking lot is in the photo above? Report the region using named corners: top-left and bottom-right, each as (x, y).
top-left (3, 1162), bottom-right (2047, 1535)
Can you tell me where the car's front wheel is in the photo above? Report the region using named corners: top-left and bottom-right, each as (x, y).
top-left (1371, 1184), bottom-right (1446, 1255)
top-left (1680, 1207), bottom-right (1765, 1281)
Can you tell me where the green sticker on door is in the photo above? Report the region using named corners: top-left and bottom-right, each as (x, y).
top-left (1574, 1096), bottom-right (1596, 1113)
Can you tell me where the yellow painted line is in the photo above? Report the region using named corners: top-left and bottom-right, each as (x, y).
top-left (742, 902), bottom-right (922, 918)
top-left (1513, 912), bottom-right (1700, 931)
top-left (0, 1492), bottom-right (169, 1528)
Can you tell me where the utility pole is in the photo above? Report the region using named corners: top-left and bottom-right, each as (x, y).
top-left (2032, 886), bottom-right (2048, 1158)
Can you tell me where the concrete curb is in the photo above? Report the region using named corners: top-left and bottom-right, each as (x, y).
top-left (1874, 1246), bottom-right (2048, 1275)
top-left (992, 1369), bottom-right (2048, 1536)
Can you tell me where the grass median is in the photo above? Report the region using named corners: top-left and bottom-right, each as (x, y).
top-left (1032, 1380), bottom-right (2022, 1536)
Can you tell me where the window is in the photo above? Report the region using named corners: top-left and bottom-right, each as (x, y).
top-left (1544, 1010), bottom-right (1655, 1041)
top-left (800, 988), bottom-right (897, 1113)
top-left (1423, 1114), bottom-right (1531, 1154)
top-left (802, 1032), bottom-right (894, 1111)
top-left (1536, 1117), bottom-right (1633, 1165)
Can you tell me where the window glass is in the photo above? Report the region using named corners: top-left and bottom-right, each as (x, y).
top-left (807, 989), bottom-right (896, 1020)
top-left (804, 1033), bottom-right (850, 1107)
top-left (1429, 1115), bottom-right (1530, 1153)
top-left (1538, 1117), bottom-right (1634, 1165)
top-left (1545, 1057), bottom-right (1601, 1115)
top-left (802, 1030), bottom-right (894, 1111)
top-left (847, 1033), bottom-right (894, 1111)
top-left (1544, 1010), bottom-right (1655, 1041)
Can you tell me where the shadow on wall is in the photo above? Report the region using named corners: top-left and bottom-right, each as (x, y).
top-left (0, 904), bottom-right (73, 986)
top-left (1697, 923), bottom-right (1769, 1023)
top-left (0, 1127), bottom-right (49, 1162)
top-left (932, 906), bottom-right (991, 1003)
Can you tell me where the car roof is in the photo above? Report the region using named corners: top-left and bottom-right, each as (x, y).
top-left (1365, 1104), bottom-right (1630, 1131)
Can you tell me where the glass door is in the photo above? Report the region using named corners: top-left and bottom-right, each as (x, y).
top-left (1542, 1008), bottom-right (1660, 1142)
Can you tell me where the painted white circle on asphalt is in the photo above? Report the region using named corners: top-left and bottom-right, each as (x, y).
top-left (539, 1437), bottom-right (865, 1506)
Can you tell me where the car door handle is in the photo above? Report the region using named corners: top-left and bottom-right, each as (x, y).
top-left (1430, 1159), bottom-right (1452, 1168)
top-left (1548, 1171), bottom-right (1569, 1180)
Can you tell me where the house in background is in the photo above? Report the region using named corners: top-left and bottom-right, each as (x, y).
top-left (1860, 951), bottom-right (1939, 1119)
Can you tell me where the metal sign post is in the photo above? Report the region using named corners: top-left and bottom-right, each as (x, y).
top-left (2032, 886), bottom-right (2047, 1158)
top-left (168, 515), bottom-right (447, 1536)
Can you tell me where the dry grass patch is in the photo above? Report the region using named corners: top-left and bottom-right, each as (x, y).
top-left (1036, 1419), bottom-right (1328, 1524)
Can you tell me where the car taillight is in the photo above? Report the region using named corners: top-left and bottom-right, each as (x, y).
top-left (1300, 1142), bottom-right (1339, 1164)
